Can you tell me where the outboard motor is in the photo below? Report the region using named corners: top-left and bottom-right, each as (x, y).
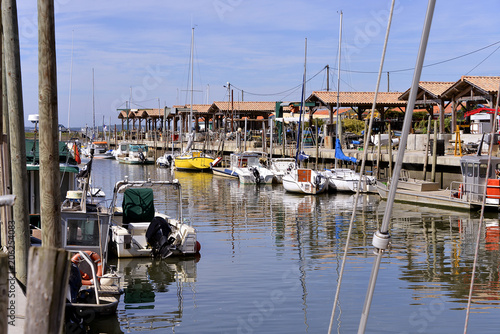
top-left (68, 262), bottom-right (82, 302)
top-left (315, 174), bottom-right (322, 188)
top-left (139, 151), bottom-right (146, 162)
top-left (166, 154), bottom-right (173, 168)
top-left (251, 167), bottom-right (261, 184)
top-left (146, 216), bottom-right (175, 258)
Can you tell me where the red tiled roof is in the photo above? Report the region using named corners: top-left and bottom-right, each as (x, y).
top-left (308, 91), bottom-right (406, 106)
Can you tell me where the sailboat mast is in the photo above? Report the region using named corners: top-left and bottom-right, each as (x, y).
top-left (92, 68), bottom-right (95, 140)
top-left (67, 30), bottom-right (74, 133)
top-left (189, 27), bottom-right (194, 135)
top-left (301, 38), bottom-right (307, 154)
top-left (335, 11), bottom-right (343, 169)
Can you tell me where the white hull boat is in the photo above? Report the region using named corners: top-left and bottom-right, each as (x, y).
top-left (282, 168), bottom-right (328, 194)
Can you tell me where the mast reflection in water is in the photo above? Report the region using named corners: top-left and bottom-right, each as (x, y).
top-left (87, 159), bottom-right (500, 333)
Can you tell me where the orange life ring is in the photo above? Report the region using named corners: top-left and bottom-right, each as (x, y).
top-left (71, 250), bottom-right (102, 286)
top-left (458, 184), bottom-right (463, 198)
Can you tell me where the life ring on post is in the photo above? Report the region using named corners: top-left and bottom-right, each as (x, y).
top-left (71, 250), bottom-right (103, 286)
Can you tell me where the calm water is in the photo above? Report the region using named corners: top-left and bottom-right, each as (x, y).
top-left (84, 158), bottom-right (500, 333)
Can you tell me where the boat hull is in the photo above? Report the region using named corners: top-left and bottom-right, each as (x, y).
top-left (283, 169), bottom-right (328, 195)
top-left (211, 167), bottom-right (239, 179)
top-left (376, 182), bottom-right (496, 211)
top-left (175, 155), bottom-right (213, 170)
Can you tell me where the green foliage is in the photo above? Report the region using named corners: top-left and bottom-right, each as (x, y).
top-left (412, 111), bottom-right (428, 121)
top-left (341, 119), bottom-right (365, 135)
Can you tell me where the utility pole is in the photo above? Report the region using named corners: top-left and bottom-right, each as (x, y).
top-left (38, 0), bottom-right (62, 247)
top-left (3, 0), bottom-right (30, 285)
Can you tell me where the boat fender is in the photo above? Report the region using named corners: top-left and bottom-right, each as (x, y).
top-left (71, 251), bottom-right (103, 286)
top-left (196, 241), bottom-right (201, 253)
top-left (458, 183), bottom-right (463, 198)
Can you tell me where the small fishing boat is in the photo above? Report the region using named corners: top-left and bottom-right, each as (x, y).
top-left (283, 168), bottom-right (328, 194)
top-left (156, 153), bottom-right (175, 168)
top-left (212, 151), bottom-right (274, 184)
top-left (81, 141), bottom-right (114, 159)
top-left (377, 140), bottom-right (500, 211)
top-left (269, 157), bottom-right (296, 183)
top-left (114, 142), bottom-right (154, 164)
top-left (323, 168), bottom-right (377, 193)
top-left (61, 155), bottom-right (122, 322)
top-left (108, 178), bottom-right (201, 258)
top-left (175, 149), bottom-right (214, 171)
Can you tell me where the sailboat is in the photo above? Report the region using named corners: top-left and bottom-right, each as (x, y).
top-left (323, 12), bottom-right (375, 193)
top-left (174, 28), bottom-right (214, 171)
top-left (282, 39), bottom-right (328, 195)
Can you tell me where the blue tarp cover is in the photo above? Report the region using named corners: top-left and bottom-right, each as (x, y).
top-left (335, 138), bottom-right (357, 163)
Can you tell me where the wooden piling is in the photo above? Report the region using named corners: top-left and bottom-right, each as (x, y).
top-left (388, 123), bottom-right (393, 179)
top-left (376, 133), bottom-right (381, 179)
top-left (422, 115), bottom-right (431, 181)
top-left (25, 247), bottom-right (70, 334)
top-left (38, 0), bottom-right (62, 247)
top-left (3, 0), bottom-right (30, 286)
top-left (431, 120), bottom-right (438, 182)
top-left (0, 253), bottom-right (7, 334)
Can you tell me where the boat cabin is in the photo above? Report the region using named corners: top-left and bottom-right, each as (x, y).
top-left (230, 152), bottom-right (263, 168)
top-left (460, 154), bottom-right (500, 205)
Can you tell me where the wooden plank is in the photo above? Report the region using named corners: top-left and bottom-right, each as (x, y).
top-left (0, 253), bottom-right (7, 334)
top-left (24, 247), bottom-right (70, 334)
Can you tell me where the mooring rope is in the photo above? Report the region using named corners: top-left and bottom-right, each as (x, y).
top-left (327, 2), bottom-right (396, 333)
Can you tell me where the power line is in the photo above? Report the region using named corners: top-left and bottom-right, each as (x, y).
top-left (337, 39), bottom-right (500, 74)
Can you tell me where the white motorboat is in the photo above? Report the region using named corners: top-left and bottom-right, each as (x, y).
top-left (212, 151), bottom-right (274, 184)
top-left (323, 168), bottom-right (377, 193)
top-left (269, 157), bottom-right (296, 183)
top-left (109, 178), bottom-right (201, 258)
top-left (282, 168), bottom-right (328, 194)
top-left (114, 142), bottom-right (154, 164)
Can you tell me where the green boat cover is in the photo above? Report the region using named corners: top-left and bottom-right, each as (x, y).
top-left (25, 139), bottom-right (79, 166)
top-left (122, 188), bottom-right (155, 226)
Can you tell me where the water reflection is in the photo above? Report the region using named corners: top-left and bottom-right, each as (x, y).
top-left (87, 159), bottom-right (500, 333)
top-left (108, 256), bottom-right (199, 332)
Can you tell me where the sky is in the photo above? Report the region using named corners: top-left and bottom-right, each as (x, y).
top-left (16, 0), bottom-right (500, 128)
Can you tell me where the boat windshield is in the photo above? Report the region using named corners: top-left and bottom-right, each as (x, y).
top-left (129, 145), bottom-right (147, 152)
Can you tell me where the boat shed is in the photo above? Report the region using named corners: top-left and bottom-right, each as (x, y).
top-left (117, 108), bottom-right (172, 136)
top-left (440, 76), bottom-right (500, 133)
top-left (171, 104), bottom-right (212, 133)
top-left (398, 81), bottom-right (454, 133)
top-left (207, 101), bottom-right (277, 131)
top-left (306, 91), bottom-right (407, 125)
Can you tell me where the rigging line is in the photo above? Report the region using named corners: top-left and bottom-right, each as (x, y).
top-left (358, 1), bottom-right (435, 333)
top-left (327, 1), bottom-right (396, 333)
top-left (466, 44), bottom-right (500, 75)
top-left (463, 82), bottom-right (500, 333)
top-left (333, 39), bottom-right (500, 74)
top-left (230, 66), bottom-right (327, 97)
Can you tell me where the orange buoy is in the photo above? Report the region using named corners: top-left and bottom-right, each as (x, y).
top-left (196, 241), bottom-right (201, 253)
top-left (71, 250), bottom-right (103, 286)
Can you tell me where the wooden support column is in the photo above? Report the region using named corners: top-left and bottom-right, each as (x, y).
top-left (3, 0), bottom-right (30, 286)
top-left (25, 247), bottom-right (70, 334)
top-left (0, 253), bottom-right (7, 334)
top-left (451, 99), bottom-right (457, 135)
top-left (439, 99), bottom-right (445, 133)
top-left (38, 0), bottom-right (61, 247)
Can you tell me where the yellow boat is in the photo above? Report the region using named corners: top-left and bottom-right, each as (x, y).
top-left (174, 150), bottom-right (214, 171)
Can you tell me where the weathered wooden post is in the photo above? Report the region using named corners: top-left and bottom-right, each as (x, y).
top-left (388, 122), bottom-right (393, 179)
top-left (0, 253), bottom-right (7, 334)
top-left (422, 115), bottom-right (431, 181)
top-left (376, 133), bottom-right (381, 179)
top-left (25, 247), bottom-right (70, 334)
top-left (38, 0), bottom-right (62, 247)
top-left (3, 0), bottom-right (30, 286)
top-left (431, 119), bottom-right (438, 182)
